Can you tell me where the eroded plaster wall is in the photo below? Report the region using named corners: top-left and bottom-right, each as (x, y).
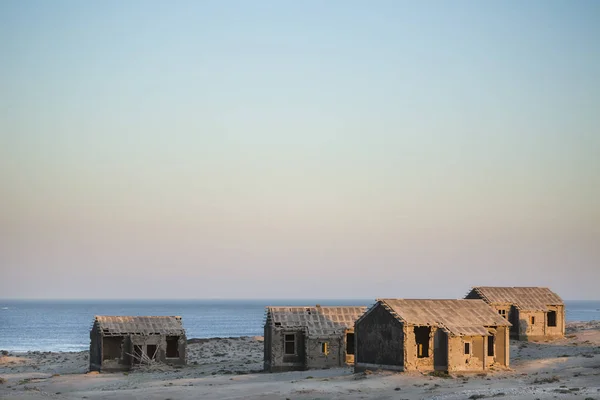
top-left (305, 336), bottom-right (343, 369)
top-left (544, 305), bottom-right (565, 338)
top-left (265, 327), bottom-right (306, 372)
top-left (518, 310), bottom-right (546, 340)
top-left (355, 304), bottom-right (404, 372)
top-left (404, 325), bottom-right (436, 371)
top-left (447, 335), bottom-right (484, 372)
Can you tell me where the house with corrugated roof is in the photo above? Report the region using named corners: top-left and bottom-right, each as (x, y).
top-left (89, 316), bottom-right (187, 372)
top-left (465, 286), bottom-right (565, 341)
top-left (263, 305), bottom-right (367, 372)
top-left (354, 299), bottom-right (511, 373)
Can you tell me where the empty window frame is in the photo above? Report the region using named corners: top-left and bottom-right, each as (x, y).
top-left (498, 309), bottom-right (507, 318)
top-left (284, 334), bottom-right (296, 355)
top-left (166, 336), bottom-right (179, 358)
top-left (414, 326), bottom-right (431, 358)
top-left (464, 342), bottom-right (470, 355)
top-left (487, 335), bottom-right (495, 357)
top-left (547, 311), bottom-right (557, 327)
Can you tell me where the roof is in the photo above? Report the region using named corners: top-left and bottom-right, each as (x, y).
top-left (94, 316), bottom-right (185, 336)
top-left (374, 299), bottom-right (510, 337)
top-left (265, 306), bottom-right (367, 337)
top-left (468, 287), bottom-right (564, 311)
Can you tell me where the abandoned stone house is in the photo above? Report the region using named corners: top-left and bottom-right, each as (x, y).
top-left (465, 286), bottom-right (565, 341)
top-left (89, 316), bottom-right (187, 372)
top-left (354, 299), bottom-right (511, 373)
top-left (264, 305), bottom-right (367, 372)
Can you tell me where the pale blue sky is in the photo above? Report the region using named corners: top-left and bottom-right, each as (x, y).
top-left (1, 1), bottom-right (599, 299)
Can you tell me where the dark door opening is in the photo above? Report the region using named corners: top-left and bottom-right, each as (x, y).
top-left (146, 344), bottom-right (157, 360)
top-left (487, 336), bottom-right (495, 357)
top-left (166, 336), bottom-right (179, 358)
top-left (547, 311), bottom-right (557, 327)
top-left (346, 333), bottom-right (355, 355)
top-left (414, 326), bottom-right (431, 358)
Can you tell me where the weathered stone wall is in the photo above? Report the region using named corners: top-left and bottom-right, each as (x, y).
top-left (355, 303), bottom-right (404, 372)
top-left (89, 326), bottom-right (102, 371)
top-left (264, 327), bottom-right (306, 372)
top-left (305, 336), bottom-right (343, 369)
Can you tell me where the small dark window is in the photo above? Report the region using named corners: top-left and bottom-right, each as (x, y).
top-left (498, 309), bottom-right (507, 319)
top-left (321, 342), bottom-right (329, 355)
top-left (284, 334), bottom-right (296, 355)
top-left (414, 326), bottom-right (431, 358)
top-left (530, 316), bottom-right (535, 325)
top-left (464, 342), bottom-right (470, 355)
top-left (487, 336), bottom-right (495, 357)
top-left (346, 333), bottom-right (355, 355)
top-left (146, 344), bottom-right (157, 360)
top-left (547, 311), bottom-right (557, 327)
top-left (166, 336), bottom-right (179, 358)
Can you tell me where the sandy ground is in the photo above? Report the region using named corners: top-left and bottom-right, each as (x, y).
top-left (1, 322), bottom-right (600, 400)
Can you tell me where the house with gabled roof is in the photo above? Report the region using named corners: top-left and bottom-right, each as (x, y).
top-left (354, 299), bottom-right (511, 373)
top-left (89, 316), bottom-right (187, 372)
top-left (465, 286), bottom-right (565, 341)
top-left (264, 305), bottom-right (367, 372)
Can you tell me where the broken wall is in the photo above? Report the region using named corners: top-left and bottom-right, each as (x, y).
top-left (355, 303), bottom-right (404, 372)
top-left (129, 335), bottom-right (186, 367)
top-left (404, 325), bottom-right (436, 371)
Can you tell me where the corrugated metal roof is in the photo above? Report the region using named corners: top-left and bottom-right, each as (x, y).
top-left (94, 316), bottom-right (185, 336)
top-left (266, 306), bottom-right (367, 337)
top-left (377, 299), bottom-right (510, 337)
top-left (469, 287), bottom-right (563, 311)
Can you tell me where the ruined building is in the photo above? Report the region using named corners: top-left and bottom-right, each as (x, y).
top-left (89, 316), bottom-right (187, 372)
top-left (264, 305), bottom-right (367, 372)
top-left (465, 286), bottom-right (565, 341)
top-left (355, 299), bottom-right (511, 373)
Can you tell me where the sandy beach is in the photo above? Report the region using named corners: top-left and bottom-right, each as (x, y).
top-left (1, 322), bottom-right (599, 400)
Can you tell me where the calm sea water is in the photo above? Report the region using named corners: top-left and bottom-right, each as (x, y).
top-left (0, 299), bottom-right (598, 352)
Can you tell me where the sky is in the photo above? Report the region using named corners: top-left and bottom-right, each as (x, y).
top-left (1, 0), bottom-right (599, 300)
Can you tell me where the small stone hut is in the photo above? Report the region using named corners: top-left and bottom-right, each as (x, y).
top-left (355, 299), bottom-right (511, 373)
top-left (89, 316), bottom-right (187, 372)
top-left (264, 305), bottom-right (367, 372)
top-left (465, 286), bottom-right (565, 341)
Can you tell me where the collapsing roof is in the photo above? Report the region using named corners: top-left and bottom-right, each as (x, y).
top-left (93, 316), bottom-right (185, 336)
top-left (265, 306), bottom-right (367, 337)
top-left (374, 299), bottom-right (511, 337)
top-left (468, 287), bottom-right (564, 311)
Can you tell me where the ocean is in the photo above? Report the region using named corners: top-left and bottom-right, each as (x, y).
top-left (0, 299), bottom-right (598, 353)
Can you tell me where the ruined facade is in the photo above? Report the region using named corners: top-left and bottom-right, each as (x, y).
top-left (355, 299), bottom-right (511, 373)
top-left (264, 306), bottom-right (367, 372)
top-left (89, 316), bottom-right (187, 372)
top-left (465, 287), bottom-right (565, 341)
